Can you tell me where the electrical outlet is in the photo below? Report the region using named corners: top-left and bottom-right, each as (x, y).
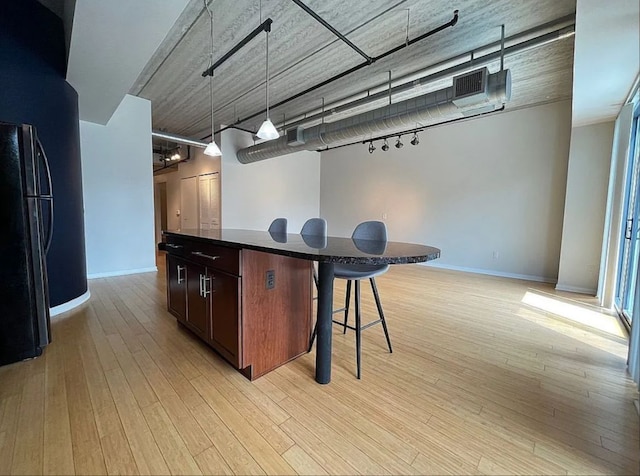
top-left (492, 251), bottom-right (499, 260)
top-left (266, 270), bottom-right (275, 289)
top-left (382, 213), bottom-right (387, 220)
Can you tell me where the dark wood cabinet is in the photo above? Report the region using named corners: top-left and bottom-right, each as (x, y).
top-left (209, 270), bottom-right (240, 366)
top-left (185, 263), bottom-right (209, 339)
top-left (166, 254), bottom-right (186, 323)
top-left (164, 234), bottom-right (312, 380)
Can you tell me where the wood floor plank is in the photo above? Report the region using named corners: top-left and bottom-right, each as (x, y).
top-left (104, 367), bottom-right (170, 475)
top-left (141, 402), bottom-right (202, 475)
top-left (132, 348), bottom-right (212, 457)
top-left (193, 445), bottom-right (235, 475)
top-left (43, 337), bottom-right (74, 475)
top-left (190, 375), bottom-right (296, 475)
top-left (11, 367), bottom-right (45, 474)
top-left (279, 417), bottom-right (360, 475)
top-left (61, 324), bottom-right (107, 475)
top-left (106, 334), bottom-right (158, 409)
top-left (0, 394), bottom-right (21, 474)
top-left (189, 403), bottom-right (265, 475)
top-left (282, 444), bottom-right (329, 475)
top-left (100, 427), bottom-right (139, 475)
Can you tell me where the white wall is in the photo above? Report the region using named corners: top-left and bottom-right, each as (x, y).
top-left (556, 122), bottom-right (615, 294)
top-left (80, 94), bottom-right (156, 278)
top-left (320, 100), bottom-right (572, 282)
top-left (221, 128), bottom-right (321, 232)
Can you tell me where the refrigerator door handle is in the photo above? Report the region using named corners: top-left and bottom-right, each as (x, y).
top-left (36, 139), bottom-right (54, 254)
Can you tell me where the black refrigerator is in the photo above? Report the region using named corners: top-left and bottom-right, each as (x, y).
top-left (0, 122), bottom-right (53, 366)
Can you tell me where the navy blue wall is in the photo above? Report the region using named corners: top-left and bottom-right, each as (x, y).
top-left (0, 1), bottom-right (88, 307)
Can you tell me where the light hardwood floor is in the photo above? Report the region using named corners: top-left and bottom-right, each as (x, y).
top-left (1, 260), bottom-right (638, 475)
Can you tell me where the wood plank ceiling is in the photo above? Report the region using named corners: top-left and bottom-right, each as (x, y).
top-left (132, 0), bottom-right (577, 144)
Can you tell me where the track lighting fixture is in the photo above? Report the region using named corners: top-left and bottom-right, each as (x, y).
top-left (368, 142), bottom-right (375, 154)
top-left (395, 136), bottom-right (403, 149)
top-left (410, 132), bottom-right (419, 146)
top-left (381, 139), bottom-right (389, 151)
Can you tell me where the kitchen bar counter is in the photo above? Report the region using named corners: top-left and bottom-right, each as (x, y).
top-left (163, 228), bottom-right (440, 383)
top-left (164, 228), bottom-right (440, 264)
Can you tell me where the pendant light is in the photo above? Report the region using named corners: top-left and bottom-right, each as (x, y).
top-left (204, 0), bottom-right (222, 156)
top-left (256, 25), bottom-right (279, 140)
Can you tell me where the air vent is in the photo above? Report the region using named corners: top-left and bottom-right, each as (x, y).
top-left (452, 67), bottom-right (489, 108)
top-left (286, 126), bottom-right (305, 146)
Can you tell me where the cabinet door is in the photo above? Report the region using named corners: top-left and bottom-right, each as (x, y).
top-left (167, 255), bottom-right (186, 322)
top-left (185, 263), bottom-right (209, 339)
top-left (210, 270), bottom-right (240, 366)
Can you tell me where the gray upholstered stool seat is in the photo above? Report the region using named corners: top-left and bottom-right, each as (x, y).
top-left (333, 263), bottom-right (389, 279)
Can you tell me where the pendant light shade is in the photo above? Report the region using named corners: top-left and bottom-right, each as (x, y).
top-left (204, 140), bottom-right (222, 156)
top-left (257, 24), bottom-right (279, 141)
top-left (257, 118), bottom-right (279, 140)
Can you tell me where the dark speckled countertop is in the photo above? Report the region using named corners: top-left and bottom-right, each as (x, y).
top-left (163, 229), bottom-right (440, 265)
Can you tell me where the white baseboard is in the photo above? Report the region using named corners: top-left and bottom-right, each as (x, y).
top-left (88, 266), bottom-right (158, 280)
top-left (554, 283), bottom-right (597, 295)
top-left (50, 290), bottom-right (91, 317)
top-left (421, 262), bottom-right (556, 284)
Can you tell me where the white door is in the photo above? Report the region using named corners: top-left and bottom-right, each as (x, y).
top-left (199, 172), bottom-right (220, 229)
top-left (180, 176), bottom-right (198, 229)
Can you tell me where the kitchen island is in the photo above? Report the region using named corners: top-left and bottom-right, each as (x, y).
top-left (162, 228), bottom-right (440, 383)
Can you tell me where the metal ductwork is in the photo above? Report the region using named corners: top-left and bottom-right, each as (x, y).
top-left (237, 68), bottom-right (511, 164)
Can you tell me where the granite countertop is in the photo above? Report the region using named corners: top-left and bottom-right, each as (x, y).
top-left (163, 228), bottom-right (440, 265)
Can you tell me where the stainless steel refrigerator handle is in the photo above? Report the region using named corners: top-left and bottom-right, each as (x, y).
top-left (36, 139), bottom-right (54, 254)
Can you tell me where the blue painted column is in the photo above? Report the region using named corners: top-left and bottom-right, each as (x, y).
top-left (0, 0), bottom-right (88, 307)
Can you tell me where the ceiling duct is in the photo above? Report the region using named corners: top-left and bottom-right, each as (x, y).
top-left (237, 68), bottom-right (511, 164)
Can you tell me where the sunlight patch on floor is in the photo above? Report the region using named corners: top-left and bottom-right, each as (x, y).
top-left (521, 291), bottom-right (626, 338)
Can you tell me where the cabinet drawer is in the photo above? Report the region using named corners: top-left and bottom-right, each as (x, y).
top-left (187, 241), bottom-right (240, 275)
top-left (164, 235), bottom-right (188, 257)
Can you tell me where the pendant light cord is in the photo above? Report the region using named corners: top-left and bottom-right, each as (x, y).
top-left (205, 0), bottom-right (215, 141)
top-left (265, 29), bottom-right (270, 121)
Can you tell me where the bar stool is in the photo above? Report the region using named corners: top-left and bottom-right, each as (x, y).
top-left (310, 221), bottom-right (393, 378)
top-left (268, 217), bottom-right (287, 234)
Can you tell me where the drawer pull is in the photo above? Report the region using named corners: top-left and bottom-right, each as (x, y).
top-left (202, 276), bottom-right (212, 297)
top-left (199, 273), bottom-right (214, 297)
top-left (166, 243), bottom-right (183, 249)
top-left (192, 251), bottom-right (220, 261)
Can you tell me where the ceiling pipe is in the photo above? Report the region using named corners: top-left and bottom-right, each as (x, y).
top-left (278, 21), bottom-right (575, 131)
top-left (236, 68), bottom-right (511, 164)
top-left (152, 130), bottom-right (210, 148)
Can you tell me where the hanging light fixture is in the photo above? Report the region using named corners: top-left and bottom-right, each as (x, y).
top-left (410, 132), bottom-right (420, 146)
top-left (395, 136), bottom-right (403, 149)
top-left (368, 141), bottom-right (376, 154)
top-left (204, 0), bottom-right (222, 156)
top-left (256, 23), bottom-right (279, 140)
top-left (381, 139), bottom-right (389, 151)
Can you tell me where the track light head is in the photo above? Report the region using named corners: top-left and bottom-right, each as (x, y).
top-left (395, 136), bottom-right (403, 149)
top-left (381, 139), bottom-right (389, 151)
top-left (368, 142), bottom-right (375, 154)
top-left (410, 132), bottom-right (419, 146)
